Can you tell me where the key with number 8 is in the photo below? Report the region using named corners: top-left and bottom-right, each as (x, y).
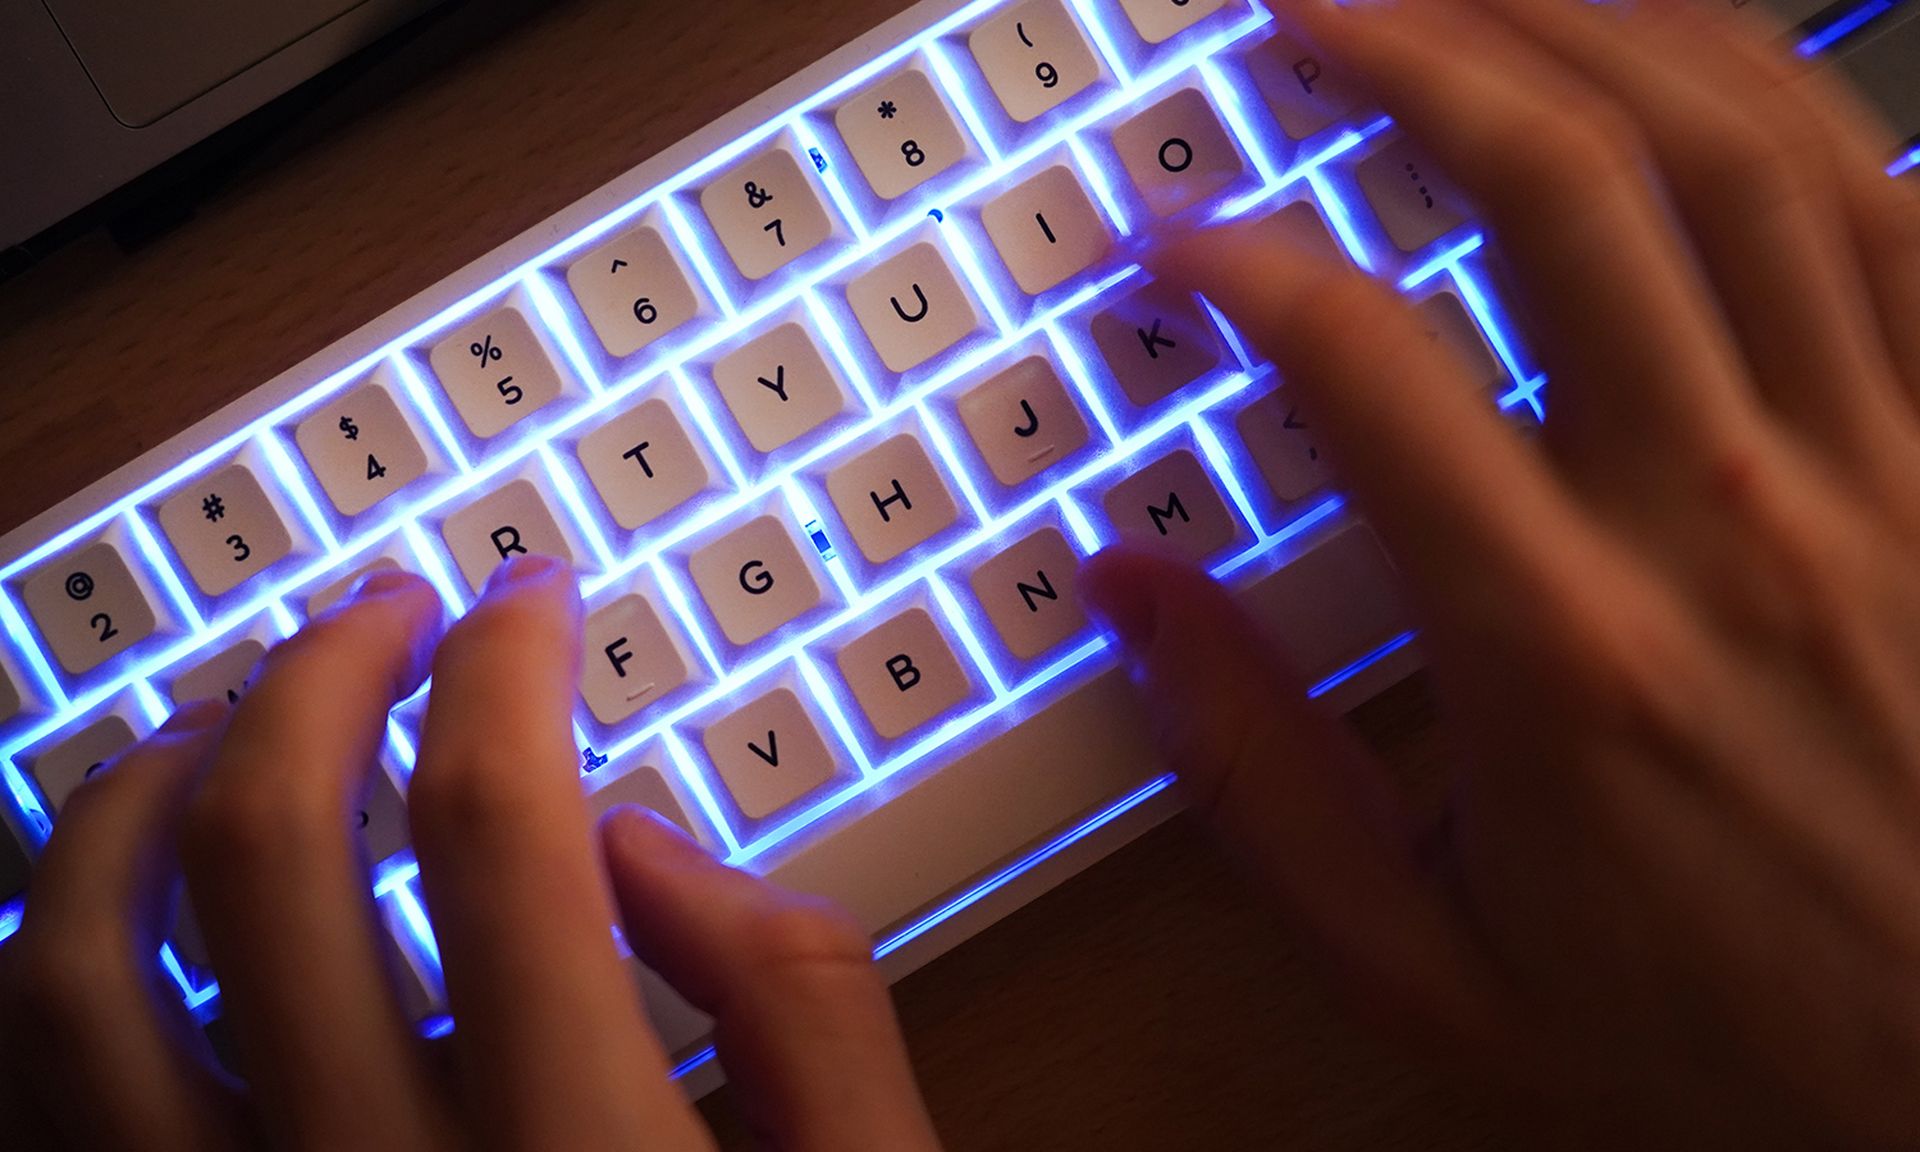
top-left (833, 63), bottom-right (972, 201)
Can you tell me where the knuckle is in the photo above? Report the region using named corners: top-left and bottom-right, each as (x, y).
top-left (1674, 124), bottom-right (1806, 212)
top-left (406, 748), bottom-right (534, 844)
top-left (434, 595), bottom-right (565, 677)
top-left (1482, 99), bottom-right (1647, 210)
top-left (736, 899), bottom-right (877, 988)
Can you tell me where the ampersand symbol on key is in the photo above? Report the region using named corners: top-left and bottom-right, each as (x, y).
top-left (743, 181), bottom-right (774, 209)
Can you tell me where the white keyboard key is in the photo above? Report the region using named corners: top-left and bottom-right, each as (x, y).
top-left (699, 144), bottom-right (835, 281)
top-left (21, 538), bottom-right (159, 675)
top-left (1236, 387), bottom-right (1332, 504)
top-left (581, 593), bottom-right (695, 725)
top-left (1356, 135), bottom-right (1471, 253)
top-left (358, 769), bottom-right (410, 863)
top-left (824, 433), bottom-right (960, 565)
top-left (0, 658), bottom-right (23, 727)
top-left (1100, 448), bottom-right (1244, 562)
top-left (428, 305), bottom-right (566, 439)
top-left (1415, 290), bottom-right (1503, 392)
top-left (710, 322), bottom-right (850, 455)
top-left (1090, 283), bottom-right (1224, 407)
top-left (1117, 0), bottom-right (1227, 44)
top-left (577, 397), bottom-right (713, 531)
top-left (441, 478), bottom-right (577, 594)
top-left (835, 606), bottom-right (974, 740)
top-left (294, 377), bottom-right (430, 517)
top-left (967, 525), bottom-right (1089, 660)
top-left (701, 686), bottom-right (838, 819)
top-left (158, 464), bottom-right (295, 598)
top-left (1238, 523), bottom-right (1410, 681)
top-left (980, 163), bottom-right (1113, 295)
top-left (969, 0), bottom-right (1102, 123)
top-left (1112, 85), bottom-right (1249, 217)
top-left (687, 515), bottom-right (824, 647)
top-left (1246, 31), bottom-right (1368, 142)
top-left (567, 221), bottom-right (703, 358)
top-left (846, 240), bottom-right (980, 374)
top-left (633, 962), bottom-right (713, 1059)
top-left (170, 637), bottom-right (267, 707)
top-left (955, 354), bottom-right (1090, 487)
top-left (835, 65), bottom-right (970, 200)
top-left (586, 761), bottom-right (699, 841)
top-left (306, 556), bottom-right (406, 618)
top-left (23, 713), bottom-right (139, 812)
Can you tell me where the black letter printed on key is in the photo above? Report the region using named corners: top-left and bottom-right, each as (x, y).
top-left (492, 525), bottom-right (527, 559)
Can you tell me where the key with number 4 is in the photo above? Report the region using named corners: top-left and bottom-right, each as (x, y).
top-left (295, 374), bottom-right (431, 517)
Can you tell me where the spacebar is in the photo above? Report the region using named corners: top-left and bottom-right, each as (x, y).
top-left (762, 666), bottom-right (1159, 936)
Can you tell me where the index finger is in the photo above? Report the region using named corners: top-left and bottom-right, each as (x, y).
top-left (406, 556), bottom-right (711, 1150)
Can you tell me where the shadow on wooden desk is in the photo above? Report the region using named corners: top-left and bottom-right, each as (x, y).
top-left (0, 0), bottom-right (1519, 1145)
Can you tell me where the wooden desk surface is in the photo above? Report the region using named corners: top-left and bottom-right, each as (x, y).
top-left (0, 1), bottom-right (1517, 1146)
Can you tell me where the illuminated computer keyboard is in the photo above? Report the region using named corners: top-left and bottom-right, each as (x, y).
top-left (0, 0), bottom-right (1909, 1087)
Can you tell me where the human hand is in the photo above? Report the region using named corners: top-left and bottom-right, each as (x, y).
top-left (1084, 0), bottom-right (1920, 1146)
top-left (0, 557), bottom-right (942, 1152)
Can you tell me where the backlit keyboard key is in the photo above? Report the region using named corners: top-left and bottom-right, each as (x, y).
top-left (969, 0), bottom-right (1102, 123)
top-left (581, 592), bottom-right (695, 725)
top-left (21, 536), bottom-right (159, 675)
top-left (1090, 283), bottom-right (1224, 408)
top-left (169, 637), bottom-right (266, 706)
top-left (428, 304), bottom-right (566, 439)
top-left (586, 760), bottom-right (698, 840)
top-left (1415, 289), bottom-right (1503, 392)
top-left (1238, 523), bottom-right (1410, 682)
top-left (1245, 31), bottom-right (1368, 142)
top-left (846, 239), bottom-right (981, 374)
top-left (835, 64), bottom-right (970, 200)
top-left (980, 163), bottom-right (1113, 295)
top-left (1100, 447), bottom-right (1244, 562)
top-left (1356, 135), bottom-right (1470, 253)
top-left (710, 322), bottom-right (851, 455)
top-left (700, 143), bottom-right (835, 281)
top-left (577, 396), bottom-right (714, 531)
top-left (567, 220), bottom-right (704, 358)
top-left (834, 606), bottom-right (973, 740)
top-left (824, 432), bottom-right (961, 565)
top-left (441, 478), bottom-right (578, 594)
top-left (955, 354), bottom-right (1090, 487)
top-left (1236, 387), bottom-right (1331, 504)
top-left (157, 463), bottom-right (294, 597)
top-left (687, 514), bottom-right (825, 647)
top-left (1112, 85), bottom-right (1250, 217)
top-left (0, 658), bottom-right (24, 726)
top-left (22, 711), bottom-right (141, 813)
top-left (967, 525), bottom-right (1088, 660)
top-left (294, 375), bottom-right (431, 517)
top-left (1118, 0), bottom-right (1227, 44)
top-left (701, 685), bottom-right (838, 819)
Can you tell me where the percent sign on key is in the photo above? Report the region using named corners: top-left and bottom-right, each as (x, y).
top-left (471, 333), bottom-right (522, 405)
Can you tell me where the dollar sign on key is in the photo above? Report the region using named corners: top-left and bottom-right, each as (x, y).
top-left (339, 416), bottom-right (360, 440)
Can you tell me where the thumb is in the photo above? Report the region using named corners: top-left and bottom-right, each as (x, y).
top-left (1081, 545), bottom-right (1507, 1054)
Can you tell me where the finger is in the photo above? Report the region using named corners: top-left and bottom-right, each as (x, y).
top-left (1687, 3), bottom-right (1920, 431)
top-left (601, 810), bottom-right (942, 1152)
top-left (181, 571), bottom-right (449, 1150)
top-left (1079, 547), bottom-right (1515, 1057)
top-left (5, 705), bottom-right (247, 1152)
top-left (1153, 224), bottom-right (1608, 647)
top-left (409, 557), bottom-right (710, 1151)
top-left (1465, 0), bottom-right (1919, 490)
top-left (1286, 0), bottom-right (1763, 489)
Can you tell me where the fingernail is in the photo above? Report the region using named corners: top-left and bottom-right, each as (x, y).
top-left (163, 698), bottom-right (228, 734)
top-left (1080, 553), bottom-right (1162, 652)
top-left (486, 553), bottom-right (569, 594)
top-left (350, 567), bottom-right (416, 602)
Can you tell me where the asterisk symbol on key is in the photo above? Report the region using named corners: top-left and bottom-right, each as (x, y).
top-left (877, 100), bottom-right (897, 120)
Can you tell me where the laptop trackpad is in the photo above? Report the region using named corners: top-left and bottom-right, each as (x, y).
top-left (41, 0), bottom-right (371, 128)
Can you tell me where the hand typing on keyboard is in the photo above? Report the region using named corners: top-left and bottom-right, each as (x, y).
top-left (0, 558), bottom-right (942, 1150)
top-left (1084, 0), bottom-right (1920, 1147)
top-left (3, 0), bottom-right (1917, 1147)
